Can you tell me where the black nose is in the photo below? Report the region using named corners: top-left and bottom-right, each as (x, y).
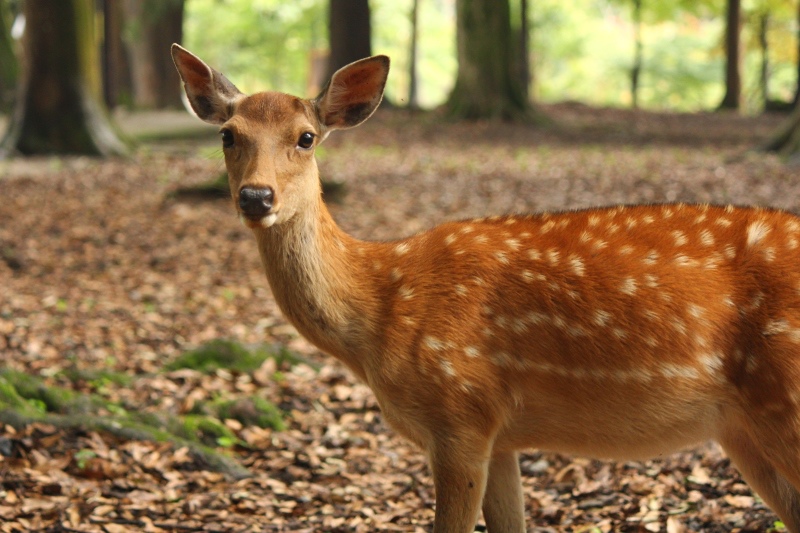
top-left (238, 187), bottom-right (274, 219)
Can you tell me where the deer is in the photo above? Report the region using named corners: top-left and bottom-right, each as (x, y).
top-left (171, 43), bottom-right (800, 532)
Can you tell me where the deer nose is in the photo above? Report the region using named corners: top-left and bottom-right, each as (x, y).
top-left (238, 186), bottom-right (274, 219)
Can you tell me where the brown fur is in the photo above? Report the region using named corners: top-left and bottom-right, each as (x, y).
top-left (172, 44), bottom-right (800, 532)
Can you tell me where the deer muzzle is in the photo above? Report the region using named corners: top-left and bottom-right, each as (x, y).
top-left (238, 186), bottom-right (274, 221)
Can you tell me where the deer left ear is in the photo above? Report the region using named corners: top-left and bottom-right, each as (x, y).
top-left (314, 55), bottom-right (390, 133)
top-left (171, 43), bottom-right (243, 125)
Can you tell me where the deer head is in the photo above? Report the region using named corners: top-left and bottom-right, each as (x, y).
top-left (171, 44), bottom-right (389, 229)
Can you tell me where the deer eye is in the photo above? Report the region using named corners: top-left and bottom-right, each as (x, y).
top-left (220, 128), bottom-right (234, 148)
top-left (297, 132), bottom-right (315, 149)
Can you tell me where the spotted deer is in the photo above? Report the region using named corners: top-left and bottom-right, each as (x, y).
top-left (172, 44), bottom-right (800, 532)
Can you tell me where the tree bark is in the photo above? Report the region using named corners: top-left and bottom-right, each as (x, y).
top-left (0, 0), bottom-right (17, 112)
top-left (0, 0), bottom-right (127, 157)
top-left (327, 0), bottom-right (371, 80)
top-left (407, 0), bottom-right (419, 109)
top-left (102, 0), bottom-right (133, 109)
top-left (718, 0), bottom-right (741, 111)
top-left (631, 0), bottom-right (643, 109)
top-left (445, 0), bottom-right (532, 120)
top-left (122, 0), bottom-right (184, 109)
top-left (794, 1), bottom-right (800, 106)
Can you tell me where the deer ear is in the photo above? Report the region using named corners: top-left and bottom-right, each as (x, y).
top-left (171, 44), bottom-right (242, 125)
top-left (315, 55), bottom-right (390, 132)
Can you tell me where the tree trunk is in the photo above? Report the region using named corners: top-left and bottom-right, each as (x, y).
top-left (517, 0), bottom-right (530, 103)
top-left (794, 1), bottom-right (800, 106)
top-left (407, 0), bottom-right (419, 109)
top-left (446, 0), bottom-right (531, 120)
top-left (718, 0), bottom-right (741, 111)
top-left (631, 0), bottom-right (643, 109)
top-left (759, 11), bottom-right (768, 110)
top-left (327, 0), bottom-right (371, 80)
top-left (0, 0), bottom-right (17, 112)
top-left (0, 0), bottom-right (127, 157)
top-left (102, 0), bottom-right (132, 109)
top-left (122, 0), bottom-right (184, 109)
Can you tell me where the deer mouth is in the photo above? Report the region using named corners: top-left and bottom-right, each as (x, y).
top-left (239, 212), bottom-right (278, 229)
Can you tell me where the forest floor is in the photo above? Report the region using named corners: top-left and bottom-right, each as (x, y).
top-left (1, 104), bottom-right (799, 532)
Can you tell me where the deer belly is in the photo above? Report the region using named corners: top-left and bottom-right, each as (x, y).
top-left (497, 378), bottom-right (728, 460)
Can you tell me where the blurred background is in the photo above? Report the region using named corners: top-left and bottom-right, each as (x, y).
top-left (0, 0), bottom-right (797, 120)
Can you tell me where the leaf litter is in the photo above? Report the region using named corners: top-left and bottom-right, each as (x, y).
top-left (0, 105), bottom-right (797, 532)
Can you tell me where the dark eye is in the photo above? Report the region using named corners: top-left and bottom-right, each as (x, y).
top-left (297, 132), bottom-right (315, 149)
top-left (220, 129), bottom-right (234, 148)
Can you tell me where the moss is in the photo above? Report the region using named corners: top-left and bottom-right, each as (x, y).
top-left (0, 375), bottom-right (29, 410)
top-left (215, 397), bottom-right (285, 431)
top-left (180, 414), bottom-right (240, 447)
top-left (165, 339), bottom-right (306, 374)
top-left (60, 368), bottom-right (133, 388)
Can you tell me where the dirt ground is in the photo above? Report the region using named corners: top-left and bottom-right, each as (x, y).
top-left (1, 105), bottom-right (799, 532)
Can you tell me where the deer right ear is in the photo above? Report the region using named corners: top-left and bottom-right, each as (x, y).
top-left (171, 44), bottom-right (243, 125)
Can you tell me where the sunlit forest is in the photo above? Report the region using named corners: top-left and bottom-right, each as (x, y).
top-left (3, 1), bottom-right (800, 532)
top-left (184, 0), bottom-right (797, 111)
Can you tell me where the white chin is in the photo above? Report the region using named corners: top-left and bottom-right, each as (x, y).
top-left (259, 213), bottom-right (278, 228)
top-left (240, 213), bottom-right (278, 229)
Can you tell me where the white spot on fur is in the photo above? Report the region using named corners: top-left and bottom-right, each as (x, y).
top-left (511, 318), bottom-right (528, 333)
top-left (505, 238), bottom-right (521, 250)
top-left (699, 352), bottom-right (724, 374)
top-left (440, 359), bottom-right (456, 377)
top-left (579, 231), bottom-right (592, 243)
top-left (643, 274), bottom-right (658, 288)
top-left (762, 247), bottom-right (776, 262)
top-left (699, 229), bottom-right (714, 247)
top-left (540, 220), bottom-right (556, 234)
top-left (494, 251), bottom-right (510, 264)
top-left (643, 250), bottom-right (659, 265)
top-left (455, 284), bottom-right (468, 296)
top-left (528, 249), bottom-right (542, 261)
top-left (390, 268), bottom-right (403, 282)
top-left (593, 310), bottom-right (612, 327)
top-left (570, 256), bottom-right (585, 276)
top-left (588, 215), bottom-right (601, 227)
top-left (527, 311), bottom-right (548, 325)
top-left (688, 304), bottom-right (705, 319)
top-left (464, 346), bottom-right (480, 358)
top-left (643, 309), bottom-right (660, 321)
top-left (672, 230), bottom-right (688, 246)
top-left (671, 318), bottom-right (687, 335)
top-left (747, 221), bottom-right (772, 247)
top-left (444, 234), bottom-right (456, 245)
top-left (546, 249), bottom-right (560, 265)
top-left (620, 277), bottom-right (637, 295)
top-left (398, 286), bottom-right (414, 300)
top-left (723, 245), bottom-right (736, 260)
top-left (394, 242), bottom-right (410, 255)
top-left (424, 336), bottom-right (448, 351)
top-left (474, 235), bottom-right (488, 244)
top-left (619, 245), bottom-right (634, 255)
top-left (715, 217), bottom-right (733, 227)
top-left (764, 319), bottom-right (791, 336)
top-left (660, 364), bottom-right (700, 380)
top-left (521, 270), bottom-right (534, 283)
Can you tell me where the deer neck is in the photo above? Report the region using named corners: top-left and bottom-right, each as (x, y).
top-left (253, 195), bottom-right (378, 380)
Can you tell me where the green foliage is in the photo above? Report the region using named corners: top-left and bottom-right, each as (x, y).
top-left (165, 339), bottom-right (300, 373)
top-left (184, 0), bottom-right (326, 97)
top-left (215, 397), bottom-right (285, 431)
top-left (180, 414), bottom-right (241, 447)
